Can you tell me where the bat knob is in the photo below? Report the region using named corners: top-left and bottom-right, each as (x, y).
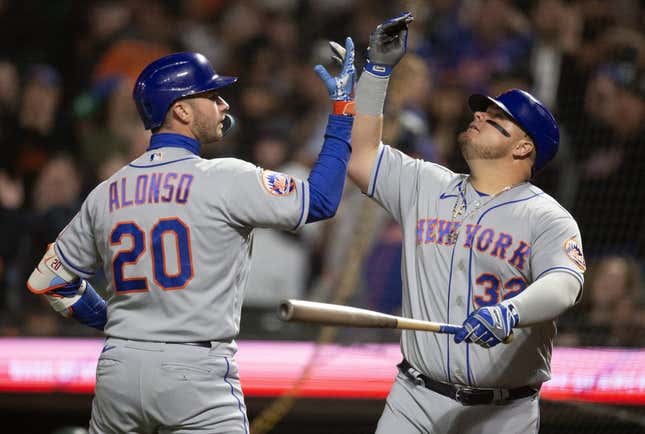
top-left (278, 299), bottom-right (294, 321)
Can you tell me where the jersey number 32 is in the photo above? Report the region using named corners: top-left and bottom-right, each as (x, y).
top-left (110, 217), bottom-right (193, 293)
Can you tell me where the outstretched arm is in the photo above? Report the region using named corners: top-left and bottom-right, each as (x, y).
top-left (350, 12), bottom-right (414, 192)
top-left (306, 37), bottom-right (357, 223)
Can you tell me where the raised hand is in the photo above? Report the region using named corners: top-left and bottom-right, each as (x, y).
top-left (314, 36), bottom-right (356, 102)
top-left (454, 302), bottom-right (519, 348)
top-left (365, 11), bottom-right (414, 76)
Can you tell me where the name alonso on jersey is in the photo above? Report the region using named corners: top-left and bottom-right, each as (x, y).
top-left (109, 173), bottom-right (194, 212)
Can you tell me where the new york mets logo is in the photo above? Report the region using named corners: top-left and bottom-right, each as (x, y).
top-left (261, 170), bottom-right (296, 196)
top-left (564, 236), bottom-right (586, 271)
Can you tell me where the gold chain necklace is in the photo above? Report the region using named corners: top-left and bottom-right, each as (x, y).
top-left (449, 178), bottom-right (525, 244)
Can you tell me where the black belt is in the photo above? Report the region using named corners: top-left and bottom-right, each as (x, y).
top-left (110, 338), bottom-right (215, 348)
top-left (397, 359), bottom-right (538, 406)
top-left (178, 341), bottom-right (212, 348)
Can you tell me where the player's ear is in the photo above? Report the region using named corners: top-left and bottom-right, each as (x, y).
top-left (513, 137), bottom-right (534, 161)
top-left (171, 100), bottom-right (193, 125)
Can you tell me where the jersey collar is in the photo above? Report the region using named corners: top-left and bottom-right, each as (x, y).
top-left (148, 133), bottom-right (200, 155)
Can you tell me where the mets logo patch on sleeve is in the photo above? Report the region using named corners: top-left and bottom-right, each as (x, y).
top-left (261, 170), bottom-right (296, 196)
top-left (564, 236), bottom-right (586, 271)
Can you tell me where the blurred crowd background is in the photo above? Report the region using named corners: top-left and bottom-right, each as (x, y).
top-left (0, 0), bottom-right (643, 349)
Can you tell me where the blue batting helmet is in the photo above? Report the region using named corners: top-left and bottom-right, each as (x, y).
top-left (133, 52), bottom-right (237, 130)
top-left (468, 89), bottom-right (559, 172)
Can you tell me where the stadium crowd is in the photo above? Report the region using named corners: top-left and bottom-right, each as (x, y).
top-left (0, 0), bottom-right (643, 347)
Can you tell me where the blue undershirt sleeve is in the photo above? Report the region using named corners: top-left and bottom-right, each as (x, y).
top-left (306, 114), bottom-right (353, 223)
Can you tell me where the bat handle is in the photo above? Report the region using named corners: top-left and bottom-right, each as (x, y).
top-left (440, 324), bottom-right (462, 335)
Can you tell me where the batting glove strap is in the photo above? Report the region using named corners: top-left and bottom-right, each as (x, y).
top-left (364, 62), bottom-right (393, 77)
top-left (454, 302), bottom-right (519, 348)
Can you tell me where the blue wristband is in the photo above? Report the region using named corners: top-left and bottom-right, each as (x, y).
top-left (364, 62), bottom-right (393, 77)
top-left (70, 281), bottom-right (107, 331)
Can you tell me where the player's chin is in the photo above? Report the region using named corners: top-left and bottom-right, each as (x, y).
top-left (457, 131), bottom-right (471, 149)
top-left (205, 124), bottom-right (223, 142)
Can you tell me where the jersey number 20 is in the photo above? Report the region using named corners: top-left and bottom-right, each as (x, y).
top-left (110, 217), bottom-right (193, 293)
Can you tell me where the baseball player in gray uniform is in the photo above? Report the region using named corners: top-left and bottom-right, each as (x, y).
top-left (348, 13), bottom-right (586, 434)
top-left (26, 43), bottom-right (357, 434)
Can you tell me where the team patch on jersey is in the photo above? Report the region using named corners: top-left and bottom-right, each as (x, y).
top-left (150, 151), bottom-right (163, 161)
top-left (261, 170), bottom-right (296, 196)
top-left (564, 236), bottom-right (586, 271)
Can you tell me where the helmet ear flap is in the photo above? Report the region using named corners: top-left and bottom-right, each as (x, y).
top-left (143, 101), bottom-right (154, 120)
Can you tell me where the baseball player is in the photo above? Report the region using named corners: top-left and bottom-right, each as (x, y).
top-left (348, 13), bottom-right (586, 433)
top-left (26, 42), bottom-right (356, 434)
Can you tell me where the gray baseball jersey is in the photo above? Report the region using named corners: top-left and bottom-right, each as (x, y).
top-left (55, 145), bottom-right (309, 345)
top-left (368, 144), bottom-right (586, 388)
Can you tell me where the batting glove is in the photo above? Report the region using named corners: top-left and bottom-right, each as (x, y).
top-left (454, 301), bottom-right (519, 348)
top-left (314, 37), bottom-right (356, 102)
top-left (365, 11), bottom-right (414, 77)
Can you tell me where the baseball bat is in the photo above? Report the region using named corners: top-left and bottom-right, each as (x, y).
top-left (278, 299), bottom-right (462, 335)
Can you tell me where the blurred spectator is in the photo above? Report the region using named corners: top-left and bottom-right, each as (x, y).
top-left (0, 60), bottom-right (20, 165)
top-left (428, 84), bottom-right (469, 169)
top-left (19, 65), bottom-right (62, 137)
top-left (14, 64), bottom-right (71, 201)
top-left (362, 219), bottom-right (403, 316)
top-left (558, 255), bottom-right (645, 347)
top-left (574, 59), bottom-right (645, 259)
top-left (383, 54), bottom-right (436, 161)
top-left (75, 75), bottom-right (150, 181)
top-left (0, 170), bottom-right (26, 314)
top-left (15, 155), bottom-right (81, 298)
top-left (91, 0), bottom-right (177, 83)
top-left (424, 0), bottom-right (532, 92)
top-left (31, 154), bottom-right (82, 218)
top-left (529, 0), bottom-right (582, 109)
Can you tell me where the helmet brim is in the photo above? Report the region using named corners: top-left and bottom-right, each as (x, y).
top-left (173, 75), bottom-right (238, 104)
top-left (468, 94), bottom-right (518, 125)
top-left (210, 75), bottom-right (238, 89)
